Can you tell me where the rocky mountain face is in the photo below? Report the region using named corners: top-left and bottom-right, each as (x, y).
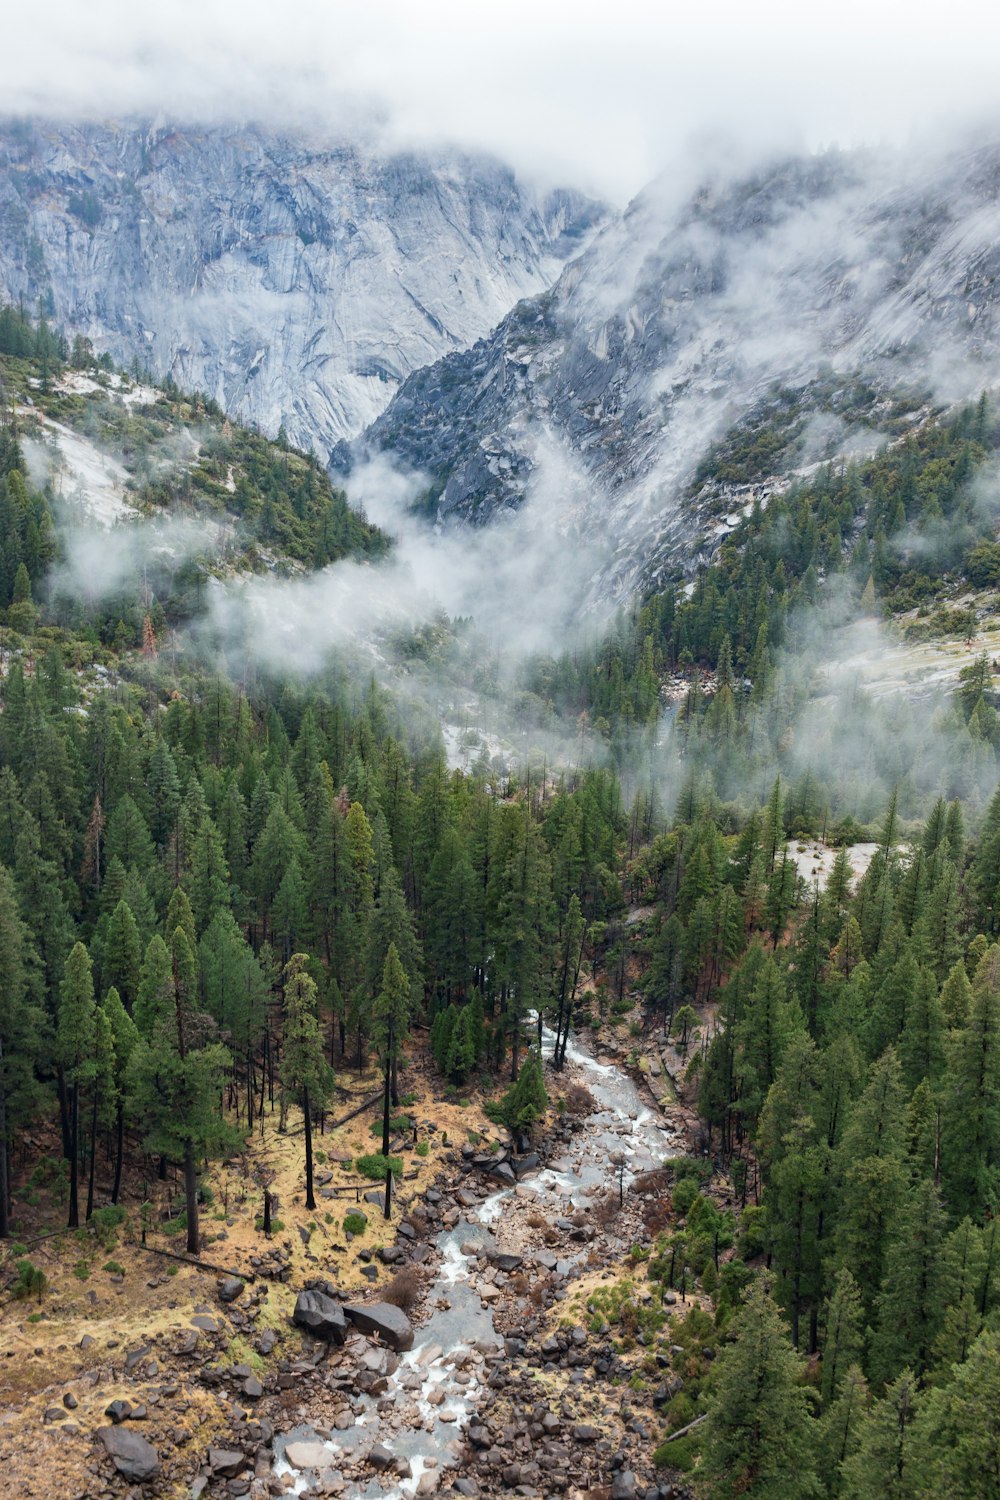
top-left (349, 141), bottom-right (1000, 598)
top-left (0, 119), bottom-right (602, 452)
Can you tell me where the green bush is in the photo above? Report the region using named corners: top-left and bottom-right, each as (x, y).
top-left (369, 1115), bottom-right (411, 1136)
top-left (652, 1436), bottom-right (698, 1473)
top-left (11, 1259), bottom-right (47, 1303)
top-left (355, 1154), bottom-right (403, 1181)
top-left (343, 1212), bottom-right (367, 1236)
top-left (415, 1141), bottom-right (430, 1157)
top-left (102, 1260), bottom-right (125, 1276)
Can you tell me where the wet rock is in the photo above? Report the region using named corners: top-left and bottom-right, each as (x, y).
top-left (369, 1444), bottom-right (393, 1470)
top-left (343, 1302), bottom-right (414, 1352)
top-left (97, 1425), bottom-right (160, 1482)
top-left (285, 1439), bottom-right (332, 1470)
top-left (292, 1290), bottom-right (348, 1344)
top-left (218, 1276), bottom-right (245, 1304)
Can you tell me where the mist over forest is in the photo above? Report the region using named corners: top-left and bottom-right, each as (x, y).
top-left (1, 8), bottom-right (1000, 1500)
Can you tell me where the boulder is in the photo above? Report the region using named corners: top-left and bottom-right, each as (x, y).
top-left (612, 1473), bottom-right (637, 1500)
top-left (343, 1301), bottom-right (414, 1352)
top-left (97, 1426), bottom-right (160, 1483)
top-left (218, 1275), bottom-right (244, 1304)
top-left (292, 1290), bottom-right (348, 1344)
top-left (284, 1439), bottom-right (332, 1470)
top-left (209, 1448), bottom-right (247, 1477)
top-left (487, 1161), bottom-right (516, 1187)
top-left (104, 1399), bottom-right (131, 1424)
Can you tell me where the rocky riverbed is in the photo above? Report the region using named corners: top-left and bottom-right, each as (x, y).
top-left (2, 1028), bottom-right (697, 1500)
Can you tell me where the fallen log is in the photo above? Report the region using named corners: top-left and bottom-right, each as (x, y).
top-left (141, 1244), bottom-right (255, 1280)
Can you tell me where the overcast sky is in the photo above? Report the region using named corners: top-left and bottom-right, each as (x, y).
top-left (4, 0), bottom-right (1000, 202)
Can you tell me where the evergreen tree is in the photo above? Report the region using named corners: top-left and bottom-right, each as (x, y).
top-left (700, 1273), bottom-right (820, 1499)
top-left (279, 955), bottom-right (333, 1211)
top-left (56, 942), bottom-right (96, 1229)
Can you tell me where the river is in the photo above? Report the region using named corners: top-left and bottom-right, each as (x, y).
top-left (273, 1026), bottom-right (682, 1497)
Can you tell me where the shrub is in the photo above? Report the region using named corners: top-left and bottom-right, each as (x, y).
top-left (355, 1154), bottom-right (403, 1182)
top-left (415, 1141), bottom-right (430, 1158)
top-left (72, 1260), bottom-right (91, 1281)
top-left (369, 1115), bottom-right (411, 1136)
top-left (11, 1259), bottom-right (47, 1303)
top-left (343, 1212), bottom-right (367, 1236)
top-left (652, 1436), bottom-right (698, 1472)
top-left (382, 1266), bottom-right (422, 1312)
top-left (103, 1260), bottom-right (125, 1276)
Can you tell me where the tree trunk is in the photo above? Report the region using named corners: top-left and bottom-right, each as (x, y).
top-left (67, 1082), bottom-right (79, 1229)
top-left (382, 1053), bottom-right (392, 1159)
top-left (390, 1054), bottom-right (399, 1109)
top-left (57, 1067), bottom-right (71, 1161)
top-left (183, 1140), bottom-right (200, 1255)
top-left (86, 1090), bottom-right (98, 1220)
top-left (384, 1161), bottom-right (392, 1221)
top-left (303, 1087), bottom-right (315, 1211)
top-left (111, 1102), bottom-right (124, 1206)
top-left (0, 1036), bottom-right (8, 1238)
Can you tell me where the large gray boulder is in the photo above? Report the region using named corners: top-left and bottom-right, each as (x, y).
top-left (97, 1426), bottom-right (160, 1482)
top-left (292, 1289), bottom-right (347, 1344)
top-left (343, 1301), bottom-right (414, 1352)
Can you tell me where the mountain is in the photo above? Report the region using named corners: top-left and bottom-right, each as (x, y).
top-left (0, 119), bottom-right (602, 453)
top-left (348, 140), bottom-right (1000, 598)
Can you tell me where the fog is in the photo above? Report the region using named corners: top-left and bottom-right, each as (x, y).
top-left (4, 1), bottom-right (1000, 201)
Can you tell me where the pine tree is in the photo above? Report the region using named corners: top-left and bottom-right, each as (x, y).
top-left (279, 955), bottom-right (333, 1211)
top-left (57, 942), bottom-right (96, 1229)
top-left (822, 1267), bottom-right (865, 1406)
top-left (0, 864), bottom-right (43, 1237)
top-left (870, 1176), bottom-right (953, 1386)
top-left (817, 1365), bottom-right (870, 1496)
top-left (700, 1273), bottom-right (821, 1499)
top-left (942, 943), bottom-right (1000, 1219)
top-left (102, 987), bottom-right (138, 1205)
top-left (906, 1328), bottom-right (1000, 1495)
top-left (840, 1368), bottom-right (918, 1498)
top-left (373, 943), bottom-right (411, 1162)
top-left (104, 899), bottom-right (142, 1011)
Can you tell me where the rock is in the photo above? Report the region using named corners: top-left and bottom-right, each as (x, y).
top-left (573, 1424), bottom-right (599, 1442)
top-left (209, 1448), bottom-right (247, 1477)
top-left (416, 1471), bottom-right (440, 1496)
top-left (369, 1444), bottom-right (394, 1471)
top-left (284, 1440), bottom-right (332, 1471)
top-left (612, 1473), bottom-right (637, 1500)
top-left (343, 1302), bottom-right (414, 1352)
top-left (292, 1290), bottom-right (348, 1344)
top-left (104, 1399), bottom-right (132, 1424)
top-left (191, 1314), bottom-right (219, 1332)
top-left (379, 1246), bottom-right (405, 1264)
top-left (487, 1161), bottom-right (516, 1187)
top-left (97, 1426), bottom-right (160, 1483)
top-left (511, 1152), bottom-right (540, 1178)
top-left (243, 1375), bottom-right (264, 1400)
top-left (453, 1481), bottom-right (479, 1498)
top-left (62, 1392), bottom-right (78, 1410)
top-left (490, 1252), bottom-right (523, 1273)
top-left (218, 1276), bottom-right (245, 1304)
